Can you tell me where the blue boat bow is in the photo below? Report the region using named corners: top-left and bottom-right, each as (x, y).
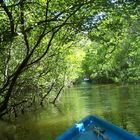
top-left (56, 115), bottom-right (140, 140)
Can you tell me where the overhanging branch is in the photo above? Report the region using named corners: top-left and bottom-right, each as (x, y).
top-left (0, 0), bottom-right (15, 36)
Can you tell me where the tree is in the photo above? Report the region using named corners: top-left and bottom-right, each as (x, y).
top-left (0, 0), bottom-right (101, 117)
top-left (0, 0), bottom-right (139, 117)
top-left (81, 0), bottom-right (140, 83)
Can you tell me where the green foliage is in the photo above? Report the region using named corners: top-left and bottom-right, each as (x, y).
top-left (81, 4), bottom-right (140, 83)
top-left (0, 0), bottom-right (140, 117)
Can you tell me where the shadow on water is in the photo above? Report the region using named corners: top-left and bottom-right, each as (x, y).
top-left (0, 83), bottom-right (140, 139)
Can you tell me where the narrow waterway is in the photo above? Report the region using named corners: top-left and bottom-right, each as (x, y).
top-left (0, 83), bottom-right (140, 140)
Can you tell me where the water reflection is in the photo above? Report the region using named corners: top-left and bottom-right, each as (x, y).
top-left (0, 84), bottom-right (140, 139)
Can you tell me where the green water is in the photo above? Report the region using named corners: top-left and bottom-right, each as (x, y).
top-left (0, 83), bottom-right (140, 140)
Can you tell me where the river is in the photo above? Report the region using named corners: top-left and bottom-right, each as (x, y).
top-left (0, 83), bottom-right (140, 140)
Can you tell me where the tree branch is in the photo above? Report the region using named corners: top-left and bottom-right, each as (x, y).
top-left (24, 1), bottom-right (93, 33)
top-left (40, 82), bottom-right (55, 106)
top-left (0, 0), bottom-right (15, 36)
top-left (20, 0), bottom-right (30, 55)
top-left (26, 3), bottom-right (83, 67)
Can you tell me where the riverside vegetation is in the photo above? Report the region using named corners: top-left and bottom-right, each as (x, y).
top-left (0, 0), bottom-right (140, 118)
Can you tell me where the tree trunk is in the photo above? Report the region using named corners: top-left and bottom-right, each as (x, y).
top-left (40, 82), bottom-right (55, 106)
top-left (51, 85), bottom-right (64, 104)
top-left (0, 56), bottom-right (30, 115)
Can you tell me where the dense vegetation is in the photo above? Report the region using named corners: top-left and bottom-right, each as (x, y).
top-left (0, 0), bottom-right (140, 118)
top-left (82, 3), bottom-right (140, 83)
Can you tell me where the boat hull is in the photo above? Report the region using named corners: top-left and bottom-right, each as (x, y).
top-left (56, 115), bottom-right (140, 140)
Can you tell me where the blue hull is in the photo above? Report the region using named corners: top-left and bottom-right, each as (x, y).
top-left (56, 115), bottom-right (140, 140)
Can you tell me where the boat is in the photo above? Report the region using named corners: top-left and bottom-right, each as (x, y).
top-left (56, 115), bottom-right (140, 140)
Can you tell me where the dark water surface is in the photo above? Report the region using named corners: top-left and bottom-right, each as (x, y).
top-left (0, 83), bottom-right (140, 140)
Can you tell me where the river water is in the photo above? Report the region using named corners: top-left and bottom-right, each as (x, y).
top-left (0, 83), bottom-right (140, 140)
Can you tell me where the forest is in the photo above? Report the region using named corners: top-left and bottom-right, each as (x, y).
top-left (0, 0), bottom-right (140, 119)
